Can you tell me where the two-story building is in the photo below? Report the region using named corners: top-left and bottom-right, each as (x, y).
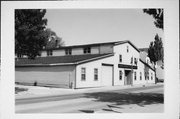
top-left (15, 40), bottom-right (155, 89)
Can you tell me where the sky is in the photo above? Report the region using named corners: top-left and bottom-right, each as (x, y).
top-left (44, 9), bottom-right (163, 48)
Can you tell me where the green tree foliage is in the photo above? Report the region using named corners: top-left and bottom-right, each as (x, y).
top-left (15, 9), bottom-right (47, 59)
top-left (143, 9), bottom-right (163, 30)
top-left (45, 28), bottom-right (64, 49)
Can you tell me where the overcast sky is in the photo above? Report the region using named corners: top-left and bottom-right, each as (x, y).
top-left (44, 9), bottom-right (163, 48)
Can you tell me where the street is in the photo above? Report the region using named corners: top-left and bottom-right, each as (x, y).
top-left (16, 85), bottom-right (164, 113)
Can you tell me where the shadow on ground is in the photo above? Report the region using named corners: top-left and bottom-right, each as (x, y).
top-left (84, 92), bottom-right (164, 107)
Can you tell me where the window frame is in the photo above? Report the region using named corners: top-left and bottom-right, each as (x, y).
top-left (94, 68), bottom-right (98, 81)
top-left (151, 73), bottom-right (153, 80)
top-left (127, 46), bottom-right (129, 53)
top-left (81, 67), bottom-right (86, 81)
top-left (140, 72), bottom-right (142, 80)
top-left (134, 71), bottom-right (136, 80)
top-left (83, 47), bottom-right (91, 54)
top-left (119, 54), bottom-right (122, 62)
top-left (47, 50), bottom-right (53, 56)
top-left (119, 70), bottom-right (122, 80)
top-left (65, 48), bottom-right (72, 55)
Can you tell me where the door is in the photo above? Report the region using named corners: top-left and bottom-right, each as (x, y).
top-left (124, 70), bottom-right (132, 85)
top-left (101, 65), bottom-right (113, 86)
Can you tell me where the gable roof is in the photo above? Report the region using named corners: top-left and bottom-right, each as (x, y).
top-left (15, 53), bottom-right (114, 67)
top-left (42, 40), bottom-right (140, 52)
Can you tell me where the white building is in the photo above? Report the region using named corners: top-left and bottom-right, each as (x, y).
top-left (15, 40), bottom-right (155, 89)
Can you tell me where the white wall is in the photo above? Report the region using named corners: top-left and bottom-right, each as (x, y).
top-left (53, 50), bottom-right (65, 56)
top-left (15, 65), bottom-right (76, 88)
top-left (75, 42), bottom-right (155, 88)
top-left (114, 43), bottom-right (139, 65)
top-left (99, 44), bottom-right (113, 54)
top-left (76, 55), bottom-right (115, 88)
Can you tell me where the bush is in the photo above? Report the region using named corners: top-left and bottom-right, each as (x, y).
top-left (15, 87), bottom-right (28, 94)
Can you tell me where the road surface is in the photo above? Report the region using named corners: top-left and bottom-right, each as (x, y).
top-left (16, 85), bottom-right (164, 113)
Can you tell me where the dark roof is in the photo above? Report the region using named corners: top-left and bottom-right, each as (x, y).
top-left (139, 59), bottom-right (155, 71)
top-left (42, 40), bottom-right (140, 52)
top-left (139, 48), bottom-right (148, 53)
top-left (15, 53), bottom-right (114, 67)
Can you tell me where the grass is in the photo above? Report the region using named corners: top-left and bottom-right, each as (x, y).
top-left (15, 87), bottom-right (28, 94)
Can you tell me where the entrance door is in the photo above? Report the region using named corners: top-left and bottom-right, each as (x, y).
top-left (101, 65), bottom-right (113, 86)
top-left (124, 70), bottom-right (132, 85)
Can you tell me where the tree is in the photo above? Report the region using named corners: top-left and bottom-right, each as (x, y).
top-left (15, 9), bottom-right (47, 59)
top-left (143, 9), bottom-right (163, 30)
top-left (44, 28), bottom-right (64, 49)
top-left (148, 34), bottom-right (164, 83)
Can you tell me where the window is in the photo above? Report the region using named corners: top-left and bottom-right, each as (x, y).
top-left (127, 46), bottom-right (129, 52)
top-left (65, 49), bottom-right (72, 55)
top-left (140, 72), bottom-right (142, 80)
top-left (119, 70), bottom-right (122, 80)
top-left (119, 55), bottom-right (122, 62)
top-left (81, 68), bottom-right (86, 81)
top-left (134, 71), bottom-right (136, 80)
top-left (94, 68), bottom-right (98, 81)
top-left (131, 57), bottom-right (133, 64)
top-left (147, 72), bottom-right (149, 80)
top-left (83, 47), bottom-right (91, 54)
top-left (145, 72), bottom-right (146, 80)
top-left (134, 58), bottom-right (136, 65)
top-left (47, 50), bottom-right (53, 56)
top-left (151, 73), bottom-right (153, 80)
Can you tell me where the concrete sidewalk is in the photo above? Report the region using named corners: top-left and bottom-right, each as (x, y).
top-left (15, 83), bottom-right (163, 100)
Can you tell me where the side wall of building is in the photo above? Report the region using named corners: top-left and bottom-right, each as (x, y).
top-left (15, 65), bottom-right (76, 88)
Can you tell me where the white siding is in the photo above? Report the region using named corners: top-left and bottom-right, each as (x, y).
top-left (114, 43), bottom-right (139, 65)
top-left (91, 46), bottom-right (100, 54)
top-left (53, 50), bottom-right (65, 56)
top-left (15, 66), bottom-right (76, 88)
top-left (99, 44), bottom-right (113, 54)
top-left (72, 48), bottom-right (83, 55)
top-left (76, 55), bottom-right (115, 88)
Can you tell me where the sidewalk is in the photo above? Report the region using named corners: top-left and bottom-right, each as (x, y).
top-left (15, 83), bottom-right (163, 100)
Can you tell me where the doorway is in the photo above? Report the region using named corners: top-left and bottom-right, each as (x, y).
top-left (124, 70), bottom-right (132, 85)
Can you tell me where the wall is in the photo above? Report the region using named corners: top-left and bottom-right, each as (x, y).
top-left (15, 65), bottom-right (76, 88)
top-left (99, 44), bottom-right (113, 54)
top-left (75, 42), bottom-right (155, 88)
top-left (53, 50), bottom-right (65, 56)
top-left (76, 55), bottom-right (115, 88)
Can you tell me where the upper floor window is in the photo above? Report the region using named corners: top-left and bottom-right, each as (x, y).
top-left (140, 72), bottom-right (142, 80)
top-left (47, 50), bottom-right (53, 56)
top-left (134, 58), bottom-right (137, 65)
top-left (119, 55), bottom-right (122, 62)
top-left (127, 46), bottom-right (129, 53)
top-left (119, 70), bottom-right (122, 80)
top-left (83, 47), bottom-right (91, 54)
top-left (94, 68), bottom-right (98, 81)
top-left (81, 68), bottom-right (86, 81)
top-left (147, 72), bottom-right (149, 80)
top-left (151, 73), bottom-right (153, 80)
top-left (65, 48), bottom-right (72, 55)
top-left (134, 71), bottom-right (136, 80)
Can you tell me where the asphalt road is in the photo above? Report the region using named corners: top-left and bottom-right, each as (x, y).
top-left (16, 85), bottom-right (164, 113)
